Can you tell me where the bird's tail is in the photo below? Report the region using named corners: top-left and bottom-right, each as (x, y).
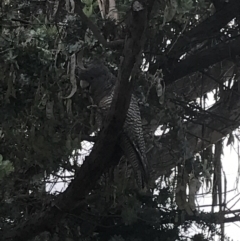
top-left (119, 134), bottom-right (149, 189)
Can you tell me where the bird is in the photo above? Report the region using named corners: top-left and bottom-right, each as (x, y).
top-left (77, 60), bottom-right (149, 189)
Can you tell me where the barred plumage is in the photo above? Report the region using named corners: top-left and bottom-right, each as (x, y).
top-left (77, 61), bottom-right (149, 189)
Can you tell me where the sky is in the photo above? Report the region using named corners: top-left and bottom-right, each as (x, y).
top-left (195, 93), bottom-right (240, 241)
top-left (196, 139), bottom-right (240, 241)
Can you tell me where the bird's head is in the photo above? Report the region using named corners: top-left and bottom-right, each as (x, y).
top-left (76, 57), bottom-right (116, 104)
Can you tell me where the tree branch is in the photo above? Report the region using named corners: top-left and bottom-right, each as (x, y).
top-left (149, 0), bottom-right (240, 73)
top-left (169, 0), bottom-right (240, 59)
top-left (164, 36), bottom-right (240, 85)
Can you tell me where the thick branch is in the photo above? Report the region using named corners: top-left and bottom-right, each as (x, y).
top-left (149, 0), bottom-right (240, 73)
top-left (164, 37), bottom-right (240, 85)
top-left (168, 0), bottom-right (240, 59)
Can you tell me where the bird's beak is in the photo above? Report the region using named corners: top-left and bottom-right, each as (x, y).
top-left (76, 49), bottom-right (87, 70)
top-left (76, 49), bottom-right (89, 88)
top-left (80, 80), bottom-right (89, 89)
